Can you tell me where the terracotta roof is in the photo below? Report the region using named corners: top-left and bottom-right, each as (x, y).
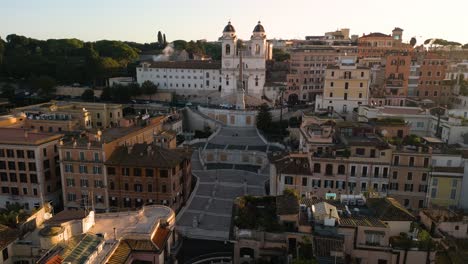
top-left (105, 143), bottom-right (192, 168)
top-left (0, 224), bottom-right (20, 250)
top-left (276, 194), bottom-right (299, 215)
top-left (270, 153), bottom-right (311, 175)
top-left (339, 214), bottom-right (387, 228)
top-left (0, 128), bottom-right (62, 145)
top-left (360, 33), bottom-right (392, 39)
top-left (366, 198), bottom-right (415, 222)
top-left (45, 210), bottom-right (86, 225)
top-left (144, 60), bottom-right (221, 70)
top-left (106, 242), bottom-right (131, 264)
top-left (45, 255), bottom-right (63, 264)
top-left (151, 227), bottom-right (171, 250)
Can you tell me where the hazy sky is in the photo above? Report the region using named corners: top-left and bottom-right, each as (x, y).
top-left (1, 0), bottom-right (467, 44)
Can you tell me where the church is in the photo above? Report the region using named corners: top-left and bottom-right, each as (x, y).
top-left (136, 21), bottom-right (272, 103)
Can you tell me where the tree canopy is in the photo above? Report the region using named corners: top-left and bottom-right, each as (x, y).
top-left (273, 48), bottom-right (290, 62)
top-left (81, 89), bottom-right (95, 102)
top-left (256, 103), bottom-right (273, 131)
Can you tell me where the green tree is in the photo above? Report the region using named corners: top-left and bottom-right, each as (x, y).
top-left (31, 75), bottom-right (57, 98)
top-left (273, 48), bottom-right (290, 62)
top-left (141, 80), bottom-right (157, 100)
top-left (100, 86), bottom-right (112, 101)
top-left (81, 89), bottom-right (94, 102)
top-left (256, 103), bottom-right (272, 131)
top-left (157, 31), bottom-right (163, 45)
top-left (410, 37), bottom-right (417, 47)
top-left (94, 40), bottom-right (139, 63)
top-left (0, 203), bottom-right (28, 228)
top-left (0, 37), bottom-right (5, 66)
top-left (1, 83), bottom-right (15, 98)
top-left (163, 34), bottom-right (167, 46)
top-left (172, 40), bottom-right (188, 50)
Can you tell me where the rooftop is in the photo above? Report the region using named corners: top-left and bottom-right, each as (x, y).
top-left (105, 143), bottom-right (192, 168)
top-left (142, 60), bottom-right (221, 70)
top-left (0, 224), bottom-right (20, 250)
top-left (269, 152), bottom-right (311, 175)
top-left (0, 128), bottom-right (62, 145)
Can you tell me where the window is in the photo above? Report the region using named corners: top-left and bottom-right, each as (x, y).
top-left (146, 169), bottom-right (154, 177)
top-left (450, 189), bottom-right (457, 200)
top-left (362, 166), bottom-right (368, 177)
top-left (225, 44), bottom-right (231, 55)
top-left (383, 168), bottom-right (388, 178)
top-left (79, 152), bottom-right (85, 161)
top-left (404, 199), bottom-right (410, 207)
top-left (30, 174), bottom-right (38, 184)
top-left (344, 93), bottom-right (348, 100)
top-left (80, 179), bottom-right (89, 187)
top-left (160, 170), bottom-right (168, 178)
top-left (162, 184), bottom-right (167, 193)
top-left (432, 178), bottom-right (438, 186)
top-left (94, 152), bottom-right (99, 162)
top-left (374, 167), bottom-right (380, 178)
top-left (66, 178), bottom-right (75, 187)
top-left (424, 158), bottom-right (429, 168)
top-left (325, 164), bottom-right (333, 175)
top-left (344, 82), bottom-right (349, 89)
top-left (8, 161), bottom-right (15, 170)
top-left (6, 149), bottom-right (14, 157)
top-left (359, 93), bottom-right (362, 98)
top-left (107, 167), bottom-right (116, 175)
top-left (356, 148), bottom-right (365, 155)
top-left (390, 183), bottom-right (399, 191)
top-left (134, 168), bottom-right (142, 176)
top-left (302, 177), bottom-right (307, 186)
top-left (350, 166), bottom-right (356, 177)
top-left (2, 247), bottom-right (9, 261)
top-left (284, 176), bottom-right (293, 185)
top-left (16, 150), bottom-right (24, 158)
top-left (431, 188), bottom-right (437, 198)
top-left (393, 156), bottom-right (399, 165)
top-left (19, 173), bottom-right (27, 183)
top-left (1, 187), bottom-right (9, 193)
top-left (122, 168), bottom-right (130, 176)
top-left (409, 157), bottom-right (415, 166)
top-left (404, 184), bottom-right (413, 192)
top-left (110, 181), bottom-right (115, 190)
top-left (0, 161), bottom-right (4, 169)
top-left (312, 179), bottom-right (321, 187)
top-left (407, 172), bottom-right (413, 181)
top-left (338, 165), bottom-right (345, 175)
top-left (67, 193), bottom-right (76, 201)
top-left (324, 180), bottom-right (334, 188)
top-left (419, 184), bottom-right (427, 192)
top-left (27, 150), bottom-right (35, 159)
top-left (79, 165), bottom-right (88, 174)
top-left (93, 166), bottom-right (101, 174)
top-left (452, 179), bottom-right (458, 188)
top-left (313, 163), bottom-right (321, 173)
top-left (134, 184), bottom-right (143, 192)
top-left (330, 81), bottom-right (334, 87)
top-left (65, 164), bottom-right (73, 173)
top-left (18, 162), bottom-right (26, 171)
top-left (10, 173), bottom-right (17, 182)
top-left (361, 182), bottom-right (367, 191)
top-left (422, 173), bottom-right (427, 181)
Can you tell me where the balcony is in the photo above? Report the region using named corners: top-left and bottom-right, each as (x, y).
top-left (385, 80), bottom-right (404, 89)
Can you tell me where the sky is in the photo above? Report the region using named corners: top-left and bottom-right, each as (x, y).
top-left (1, 0), bottom-right (467, 45)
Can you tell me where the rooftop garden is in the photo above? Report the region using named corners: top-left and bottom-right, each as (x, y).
top-left (0, 203), bottom-right (30, 228)
top-left (374, 118), bottom-right (406, 125)
top-left (234, 195), bottom-right (284, 232)
top-left (390, 229), bottom-right (437, 251)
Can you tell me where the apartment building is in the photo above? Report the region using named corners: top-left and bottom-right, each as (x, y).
top-left (59, 116), bottom-right (165, 212)
top-left (286, 46), bottom-right (357, 102)
top-left (0, 128), bottom-right (62, 211)
top-left (427, 153), bottom-right (465, 208)
top-left (358, 28), bottom-right (411, 59)
top-left (417, 52), bottom-right (450, 104)
top-left (273, 123), bottom-right (392, 199)
top-left (14, 101), bottom-right (123, 132)
top-left (382, 52), bottom-right (412, 106)
top-left (104, 143), bottom-right (192, 211)
top-left (315, 56), bottom-right (370, 114)
top-left (388, 146), bottom-right (431, 209)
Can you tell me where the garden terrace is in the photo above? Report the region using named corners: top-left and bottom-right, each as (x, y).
top-left (233, 196), bottom-right (283, 232)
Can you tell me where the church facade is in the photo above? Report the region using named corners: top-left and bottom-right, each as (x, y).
top-left (136, 22), bottom-right (272, 101)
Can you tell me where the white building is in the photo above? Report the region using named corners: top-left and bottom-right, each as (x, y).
top-left (136, 21), bottom-right (272, 101)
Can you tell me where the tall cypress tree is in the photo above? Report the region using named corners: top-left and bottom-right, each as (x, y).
top-left (163, 34), bottom-right (167, 46)
top-left (157, 31), bottom-right (163, 45)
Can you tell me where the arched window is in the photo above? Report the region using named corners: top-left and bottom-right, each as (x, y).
top-left (225, 44), bottom-right (231, 55)
top-left (255, 44), bottom-right (260, 55)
